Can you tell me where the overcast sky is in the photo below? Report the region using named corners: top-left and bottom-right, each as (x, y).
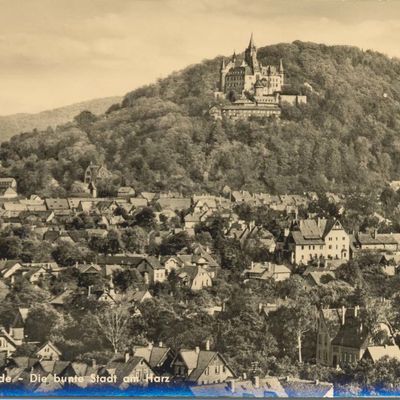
top-left (1, 0), bottom-right (400, 115)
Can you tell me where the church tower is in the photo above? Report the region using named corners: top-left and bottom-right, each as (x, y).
top-left (244, 33), bottom-right (260, 74)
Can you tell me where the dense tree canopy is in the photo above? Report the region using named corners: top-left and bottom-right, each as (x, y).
top-left (1, 42), bottom-right (400, 196)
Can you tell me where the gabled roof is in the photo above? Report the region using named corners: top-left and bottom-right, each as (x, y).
top-left (37, 341), bottom-right (62, 357)
top-left (38, 360), bottom-right (70, 375)
top-left (8, 356), bottom-right (39, 369)
top-left (45, 198), bottom-right (70, 210)
top-left (132, 290), bottom-right (152, 303)
top-left (133, 345), bottom-right (172, 369)
top-left (176, 349), bottom-right (234, 382)
top-left (0, 327), bottom-right (18, 348)
top-left (77, 263), bottom-right (102, 274)
top-left (178, 265), bottom-right (210, 281)
top-left (364, 345), bottom-right (400, 362)
top-left (49, 289), bottom-right (74, 306)
top-left (306, 271), bottom-right (336, 286)
top-left (105, 356), bottom-right (151, 384)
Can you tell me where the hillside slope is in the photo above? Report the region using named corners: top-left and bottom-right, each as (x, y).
top-left (1, 41), bottom-right (400, 197)
top-left (0, 96), bottom-right (122, 142)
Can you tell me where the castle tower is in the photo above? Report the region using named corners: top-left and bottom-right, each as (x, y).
top-left (244, 33), bottom-right (259, 73)
top-left (254, 79), bottom-right (264, 97)
top-left (219, 58), bottom-right (226, 92)
top-left (279, 58), bottom-right (284, 87)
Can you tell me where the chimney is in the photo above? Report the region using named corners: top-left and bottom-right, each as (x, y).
top-left (205, 340), bottom-right (210, 351)
top-left (195, 346), bottom-right (200, 354)
top-left (252, 376), bottom-right (260, 389)
top-left (124, 352), bottom-right (130, 363)
top-left (341, 306), bottom-right (346, 325)
top-left (227, 379), bottom-right (235, 393)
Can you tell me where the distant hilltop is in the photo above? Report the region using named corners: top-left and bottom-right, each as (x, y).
top-left (0, 96), bottom-right (122, 142)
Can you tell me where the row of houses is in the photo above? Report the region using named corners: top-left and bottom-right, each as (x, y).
top-left (0, 341), bottom-right (333, 396)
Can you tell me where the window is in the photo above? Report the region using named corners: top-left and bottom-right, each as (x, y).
top-left (329, 245), bottom-right (332, 250)
top-left (215, 366), bottom-right (219, 374)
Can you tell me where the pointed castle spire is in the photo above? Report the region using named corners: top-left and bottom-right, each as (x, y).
top-left (279, 58), bottom-right (284, 73)
top-left (248, 32), bottom-right (256, 49)
top-left (220, 57), bottom-right (225, 70)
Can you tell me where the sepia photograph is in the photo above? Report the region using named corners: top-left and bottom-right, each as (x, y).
top-left (1, 0), bottom-right (400, 397)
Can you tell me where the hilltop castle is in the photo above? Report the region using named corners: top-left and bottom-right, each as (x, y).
top-left (211, 35), bottom-right (306, 120)
top-left (220, 34), bottom-right (284, 96)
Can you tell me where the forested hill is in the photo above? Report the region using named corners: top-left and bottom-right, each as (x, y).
top-left (0, 96), bottom-right (122, 143)
top-left (1, 40), bottom-right (400, 197)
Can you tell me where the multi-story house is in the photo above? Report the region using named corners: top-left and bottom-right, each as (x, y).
top-left (171, 343), bottom-right (235, 385)
top-left (177, 265), bottom-right (212, 291)
top-left (132, 343), bottom-right (175, 376)
top-left (284, 218), bottom-right (350, 265)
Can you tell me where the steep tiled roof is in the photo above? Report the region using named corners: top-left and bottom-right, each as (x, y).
top-left (133, 346), bottom-right (171, 369)
top-left (106, 357), bottom-right (147, 385)
top-left (177, 349), bottom-right (234, 383)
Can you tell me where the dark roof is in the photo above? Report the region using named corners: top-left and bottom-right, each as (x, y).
top-left (331, 309), bottom-right (369, 348)
top-left (133, 346), bottom-right (172, 369)
top-left (176, 349), bottom-right (234, 383)
top-left (357, 233), bottom-right (398, 246)
top-left (106, 357), bottom-right (149, 385)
